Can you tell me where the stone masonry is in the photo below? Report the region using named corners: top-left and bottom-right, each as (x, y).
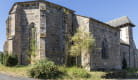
top-left (4, 1), bottom-right (138, 70)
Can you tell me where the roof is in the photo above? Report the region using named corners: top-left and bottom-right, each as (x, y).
top-left (76, 15), bottom-right (120, 31)
top-left (106, 16), bottom-right (135, 28)
top-left (9, 1), bottom-right (75, 14)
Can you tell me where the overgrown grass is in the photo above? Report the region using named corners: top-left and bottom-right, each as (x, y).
top-left (1, 64), bottom-right (138, 80)
top-left (89, 71), bottom-right (106, 80)
top-left (0, 65), bottom-right (105, 79)
top-left (58, 66), bottom-right (91, 79)
top-left (0, 64), bottom-right (31, 77)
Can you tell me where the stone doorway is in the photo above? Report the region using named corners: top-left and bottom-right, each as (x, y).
top-left (122, 58), bottom-right (127, 69)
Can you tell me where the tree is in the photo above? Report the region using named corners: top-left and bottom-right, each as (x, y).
top-left (69, 27), bottom-right (95, 68)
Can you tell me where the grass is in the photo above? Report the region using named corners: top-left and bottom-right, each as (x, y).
top-left (0, 64), bottom-right (138, 80)
top-left (89, 71), bottom-right (106, 80)
top-left (0, 64), bottom-right (31, 77)
top-left (0, 65), bottom-right (106, 79)
top-left (57, 66), bottom-right (106, 80)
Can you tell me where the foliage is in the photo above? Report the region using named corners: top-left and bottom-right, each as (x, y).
top-left (66, 67), bottom-right (90, 78)
top-left (69, 27), bottom-right (95, 66)
top-left (0, 53), bottom-right (18, 67)
top-left (63, 8), bottom-right (70, 14)
top-left (0, 53), bottom-right (3, 64)
top-left (102, 70), bottom-right (127, 79)
top-left (0, 64), bottom-right (31, 77)
top-left (2, 64), bottom-right (138, 79)
top-left (6, 55), bottom-right (18, 66)
top-left (28, 58), bottom-right (62, 79)
top-left (70, 27), bottom-right (95, 56)
top-left (27, 27), bottom-right (37, 64)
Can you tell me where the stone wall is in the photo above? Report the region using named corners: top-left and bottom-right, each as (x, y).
top-left (120, 44), bottom-right (129, 68)
top-left (76, 15), bottom-right (121, 70)
top-left (120, 25), bottom-right (138, 68)
top-left (44, 2), bottom-right (74, 64)
top-left (89, 19), bottom-right (121, 70)
top-left (5, 2), bottom-right (41, 64)
top-left (19, 2), bottom-right (40, 64)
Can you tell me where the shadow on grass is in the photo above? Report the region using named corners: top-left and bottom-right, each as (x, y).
top-left (101, 69), bottom-right (138, 79)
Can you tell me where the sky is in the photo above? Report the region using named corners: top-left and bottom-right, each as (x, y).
top-left (0, 0), bottom-right (138, 51)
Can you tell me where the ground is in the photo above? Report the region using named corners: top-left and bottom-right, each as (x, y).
top-left (0, 64), bottom-right (138, 80)
top-left (0, 73), bottom-right (35, 80)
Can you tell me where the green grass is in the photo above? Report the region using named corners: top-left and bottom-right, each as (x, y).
top-left (0, 64), bottom-right (31, 77)
top-left (0, 65), bottom-right (105, 79)
top-left (1, 65), bottom-right (138, 80)
top-left (57, 66), bottom-right (106, 80)
top-left (89, 71), bottom-right (106, 80)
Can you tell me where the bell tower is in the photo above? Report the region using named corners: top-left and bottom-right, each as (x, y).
top-left (107, 16), bottom-right (135, 45)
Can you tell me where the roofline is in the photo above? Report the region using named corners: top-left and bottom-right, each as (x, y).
top-left (9, 3), bottom-right (16, 14)
top-left (115, 23), bottom-right (135, 28)
top-left (120, 43), bottom-right (130, 46)
top-left (9, 1), bottom-right (75, 14)
top-left (106, 16), bottom-right (135, 28)
top-left (76, 15), bottom-right (120, 31)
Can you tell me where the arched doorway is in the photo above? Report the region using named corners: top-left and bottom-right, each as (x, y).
top-left (122, 58), bottom-right (127, 69)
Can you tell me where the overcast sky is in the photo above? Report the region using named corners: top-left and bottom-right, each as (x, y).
top-left (0, 0), bottom-right (138, 51)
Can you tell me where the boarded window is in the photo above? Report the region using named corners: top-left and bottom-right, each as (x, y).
top-left (101, 38), bottom-right (108, 59)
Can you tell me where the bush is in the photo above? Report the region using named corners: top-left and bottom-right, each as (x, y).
top-left (28, 58), bottom-right (62, 79)
top-left (102, 71), bottom-right (127, 79)
top-left (67, 67), bottom-right (90, 78)
top-left (0, 53), bottom-right (3, 64)
top-left (0, 53), bottom-right (18, 66)
top-left (5, 55), bottom-right (18, 66)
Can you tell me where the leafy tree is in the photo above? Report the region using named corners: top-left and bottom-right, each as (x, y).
top-left (69, 27), bottom-right (95, 67)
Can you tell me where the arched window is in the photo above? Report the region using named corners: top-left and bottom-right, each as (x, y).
top-left (101, 38), bottom-right (108, 59)
top-left (29, 22), bottom-right (36, 51)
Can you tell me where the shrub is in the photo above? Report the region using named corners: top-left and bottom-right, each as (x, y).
top-left (5, 54), bottom-right (18, 66)
top-left (0, 53), bottom-right (18, 66)
top-left (28, 58), bottom-right (62, 79)
top-left (0, 53), bottom-right (3, 64)
top-left (67, 67), bottom-right (90, 78)
top-left (103, 71), bottom-right (127, 79)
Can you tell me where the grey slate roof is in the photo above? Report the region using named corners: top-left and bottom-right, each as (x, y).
top-left (76, 15), bottom-right (120, 31)
top-left (106, 16), bottom-right (135, 27)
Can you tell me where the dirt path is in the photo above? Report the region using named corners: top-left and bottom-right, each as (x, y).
top-left (0, 73), bottom-right (38, 80)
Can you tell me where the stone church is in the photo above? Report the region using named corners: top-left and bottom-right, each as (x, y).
top-left (4, 1), bottom-right (138, 70)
